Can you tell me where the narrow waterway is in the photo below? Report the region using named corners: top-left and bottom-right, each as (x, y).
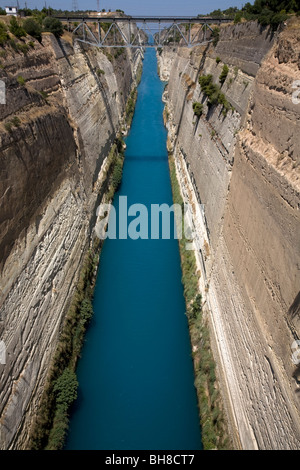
top-left (66, 49), bottom-right (202, 450)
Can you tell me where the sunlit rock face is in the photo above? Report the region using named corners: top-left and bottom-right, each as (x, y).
top-left (0, 32), bottom-right (142, 449)
top-left (158, 20), bottom-right (300, 450)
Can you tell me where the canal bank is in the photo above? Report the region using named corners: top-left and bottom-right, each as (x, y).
top-left (65, 48), bottom-right (202, 450)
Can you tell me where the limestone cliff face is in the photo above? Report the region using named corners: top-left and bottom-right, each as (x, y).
top-left (159, 20), bottom-right (300, 450)
top-left (0, 32), bottom-right (142, 449)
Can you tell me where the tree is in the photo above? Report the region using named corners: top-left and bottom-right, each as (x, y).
top-left (80, 298), bottom-right (93, 324)
top-left (211, 27), bottom-right (220, 47)
top-left (23, 18), bottom-right (42, 41)
top-left (193, 102), bottom-right (204, 117)
top-left (234, 12), bottom-right (243, 23)
top-left (9, 16), bottom-right (26, 39)
top-left (219, 64), bottom-right (229, 85)
top-left (22, 8), bottom-right (33, 17)
top-left (0, 21), bottom-right (8, 45)
top-left (53, 368), bottom-right (78, 410)
top-left (209, 9), bottom-right (224, 17)
top-left (0, 8), bottom-right (6, 16)
top-left (223, 6), bottom-right (239, 16)
top-left (43, 17), bottom-right (63, 38)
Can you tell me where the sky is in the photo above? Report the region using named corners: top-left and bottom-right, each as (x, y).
top-left (0, 0), bottom-right (246, 16)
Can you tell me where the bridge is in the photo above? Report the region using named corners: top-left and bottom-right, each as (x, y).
top-left (55, 16), bottom-right (233, 48)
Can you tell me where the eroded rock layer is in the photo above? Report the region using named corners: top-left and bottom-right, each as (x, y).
top-left (159, 20), bottom-right (300, 449)
top-left (0, 32), bottom-right (142, 449)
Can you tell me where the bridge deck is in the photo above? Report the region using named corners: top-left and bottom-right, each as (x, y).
top-left (55, 16), bottom-right (233, 24)
top-left (61, 16), bottom-right (233, 49)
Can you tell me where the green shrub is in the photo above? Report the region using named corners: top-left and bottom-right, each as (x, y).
top-left (219, 64), bottom-right (229, 85)
top-left (215, 56), bottom-right (221, 64)
top-left (103, 50), bottom-right (113, 62)
top-left (4, 122), bottom-right (12, 133)
top-left (192, 102), bottom-right (204, 117)
top-left (43, 17), bottom-right (63, 38)
top-left (136, 62), bottom-right (143, 85)
top-left (111, 156), bottom-right (124, 190)
top-left (234, 12), bottom-right (243, 23)
top-left (23, 18), bottom-right (42, 41)
top-left (17, 75), bottom-right (26, 86)
top-left (199, 74), bottom-right (213, 89)
top-left (11, 116), bottom-right (21, 127)
top-left (80, 298), bottom-right (93, 325)
top-left (211, 27), bottom-right (220, 47)
top-left (0, 21), bottom-right (8, 45)
top-left (9, 38), bottom-right (18, 51)
top-left (9, 16), bottom-right (26, 38)
top-left (115, 135), bottom-right (125, 154)
top-left (126, 88), bottom-right (138, 125)
top-left (39, 90), bottom-right (48, 100)
top-left (0, 8), bottom-right (6, 16)
top-left (53, 368), bottom-right (78, 409)
top-left (114, 47), bottom-right (125, 59)
top-left (28, 40), bottom-right (35, 48)
top-left (199, 74), bottom-right (233, 115)
top-left (17, 43), bottom-right (29, 54)
top-left (96, 68), bottom-right (105, 76)
top-left (269, 11), bottom-right (288, 28)
top-left (46, 405), bottom-right (68, 450)
top-left (45, 368), bottom-right (78, 450)
top-left (187, 294), bottom-right (202, 320)
top-left (199, 75), bottom-right (219, 105)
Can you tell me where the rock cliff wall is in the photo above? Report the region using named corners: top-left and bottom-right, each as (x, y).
top-left (159, 20), bottom-right (300, 449)
top-left (0, 32), bottom-right (142, 449)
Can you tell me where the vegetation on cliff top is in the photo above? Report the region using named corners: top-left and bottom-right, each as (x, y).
top-left (199, 0), bottom-right (299, 29)
top-left (0, 14), bottom-right (63, 49)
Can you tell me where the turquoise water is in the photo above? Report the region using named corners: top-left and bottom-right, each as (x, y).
top-left (65, 49), bottom-right (202, 450)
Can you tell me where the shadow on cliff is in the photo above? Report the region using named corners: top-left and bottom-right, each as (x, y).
top-left (288, 291), bottom-right (300, 322)
top-left (288, 291), bottom-right (300, 393)
top-left (70, 43), bottom-right (119, 189)
top-left (56, 38), bottom-right (72, 67)
top-left (79, 44), bottom-right (116, 136)
top-left (173, 43), bottom-right (211, 148)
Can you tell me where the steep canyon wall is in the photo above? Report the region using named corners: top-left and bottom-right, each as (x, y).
top-left (159, 20), bottom-right (300, 449)
top-left (0, 31), bottom-right (142, 449)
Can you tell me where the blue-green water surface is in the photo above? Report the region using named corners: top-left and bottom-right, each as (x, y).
top-left (66, 49), bottom-right (202, 450)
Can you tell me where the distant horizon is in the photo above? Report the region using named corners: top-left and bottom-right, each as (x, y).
top-left (0, 0), bottom-right (246, 16)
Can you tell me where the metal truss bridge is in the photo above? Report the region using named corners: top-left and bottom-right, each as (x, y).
top-left (55, 16), bottom-right (233, 48)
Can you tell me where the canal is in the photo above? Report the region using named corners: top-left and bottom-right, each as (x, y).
top-left (65, 48), bottom-right (202, 450)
